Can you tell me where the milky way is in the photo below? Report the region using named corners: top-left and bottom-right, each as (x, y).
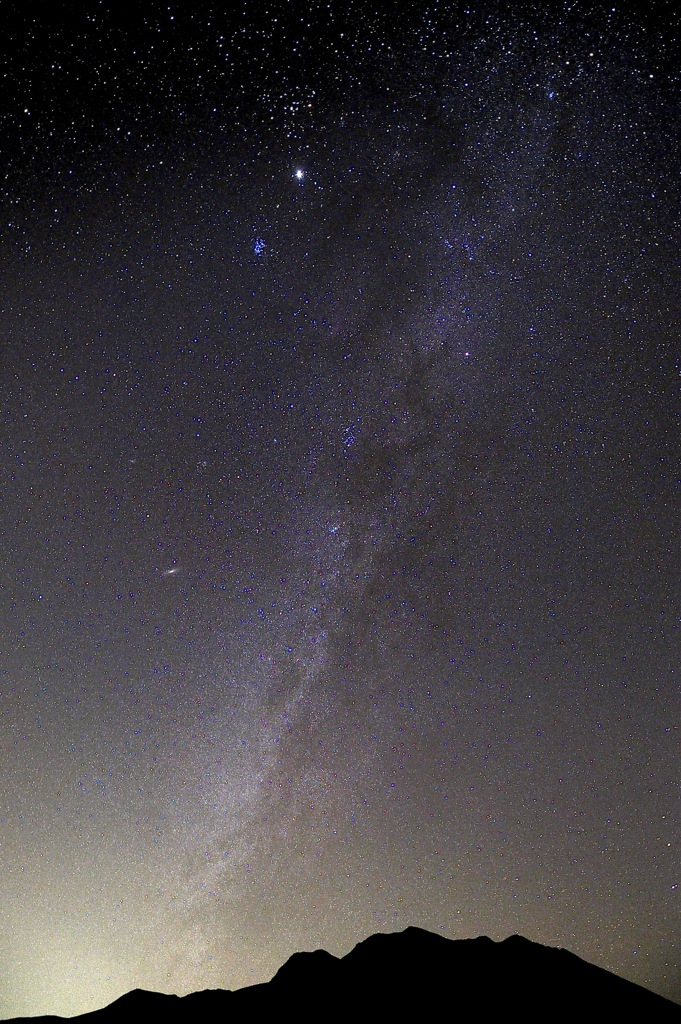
top-left (0, 3), bottom-right (678, 1016)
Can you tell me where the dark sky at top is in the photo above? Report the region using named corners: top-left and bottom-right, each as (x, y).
top-left (0, 1), bottom-right (679, 1016)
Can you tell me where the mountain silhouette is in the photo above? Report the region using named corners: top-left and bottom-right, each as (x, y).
top-left (6, 927), bottom-right (680, 1022)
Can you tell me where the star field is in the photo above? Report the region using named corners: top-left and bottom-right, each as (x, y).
top-left (0, 2), bottom-right (679, 1016)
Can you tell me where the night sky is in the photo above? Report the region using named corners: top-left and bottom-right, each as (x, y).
top-left (0, 1), bottom-right (679, 1016)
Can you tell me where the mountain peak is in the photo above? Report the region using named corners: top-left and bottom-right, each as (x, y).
top-left (270, 946), bottom-right (340, 984)
top-left (5, 927), bottom-right (679, 1022)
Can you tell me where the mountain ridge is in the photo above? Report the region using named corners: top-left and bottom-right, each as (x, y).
top-left (5, 926), bottom-right (679, 1022)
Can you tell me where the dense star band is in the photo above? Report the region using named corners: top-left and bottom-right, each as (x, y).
top-left (0, 2), bottom-right (678, 1017)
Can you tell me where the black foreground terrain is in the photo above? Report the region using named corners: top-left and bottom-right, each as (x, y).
top-left (8, 927), bottom-right (680, 1023)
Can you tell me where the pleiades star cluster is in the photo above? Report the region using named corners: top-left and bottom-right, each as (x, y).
top-left (0, 2), bottom-right (678, 1017)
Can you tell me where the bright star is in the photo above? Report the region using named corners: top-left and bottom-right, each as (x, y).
top-left (294, 168), bottom-right (305, 181)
